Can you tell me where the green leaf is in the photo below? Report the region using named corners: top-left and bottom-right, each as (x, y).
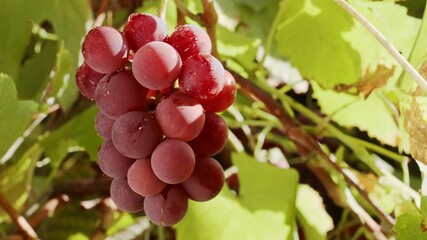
top-left (0, 0), bottom-right (90, 108)
top-left (40, 106), bottom-right (102, 172)
top-left (296, 184), bottom-right (333, 240)
top-left (312, 82), bottom-right (406, 149)
top-left (175, 152), bottom-right (299, 240)
top-left (393, 197), bottom-right (427, 239)
top-left (0, 74), bottom-right (38, 159)
top-left (0, 144), bottom-right (42, 222)
top-left (275, 0), bottom-right (420, 89)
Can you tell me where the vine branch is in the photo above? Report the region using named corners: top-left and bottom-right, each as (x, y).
top-left (335, 0), bottom-right (427, 92)
top-left (158, 0), bottom-right (169, 21)
top-left (0, 193), bottom-right (39, 240)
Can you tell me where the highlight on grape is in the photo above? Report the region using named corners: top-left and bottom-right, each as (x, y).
top-left (75, 13), bottom-right (236, 226)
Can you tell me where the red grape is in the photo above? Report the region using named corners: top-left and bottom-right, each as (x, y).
top-left (199, 70), bottom-right (236, 112)
top-left (144, 186), bottom-right (188, 226)
top-left (110, 178), bottom-right (145, 213)
top-left (75, 62), bottom-right (105, 100)
top-left (97, 139), bottom-right (135, 178)
top-left (82, 26), bottom-right (128, 74)
top-left (112, 111), bottom-right (163, 159)
top-left (179, 54), bottom-right (225, 100)
top-left (123, 13), bottom-right (168, 52)
top-left (167, 24), bottom-right (212, 61)
top-left (95, 70), bottom-right (149, 119)
top-left (151, 139), bottom-right (195, 184)
top-left (187, 112), bottom-right (228, 156)
top-left (127, 159), bottom-right (166, 197)
top-left (95, 111), bottom-right (115, 139)
top-left (132, 41), bottom-right (182, 90)
top-left (181, 157), bottom-right (224, 202)
top-left (155, 92), bottom-right (205, 141)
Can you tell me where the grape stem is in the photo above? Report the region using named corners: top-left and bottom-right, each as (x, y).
top-left (0, 192), bottom-right (40, 240)
top-left (335, 0), bottom-right (427, 92)
top-left (158, 0), bottom-right (169, 20)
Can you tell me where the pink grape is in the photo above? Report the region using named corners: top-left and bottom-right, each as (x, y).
top-left (110, 178), bottom-right (145, 213)
top-left (181, 157), bottom-right (224, 202)
top-left (124, 13), bottom-right (168, 52)
top-left (167, 24), bottom-right (212, 61)
top-left (97, 139), bottom-right (135, 178)
top-left (75, 62), bottom-right (105, 100)
top-left (179, 54), bottom-right (225, 100)
top-left (95, 70), bottom-right (149, 119)
top-left (127, 159), bottom-right (166, 197)
top-left (144, 186), bottom-right (188, 226)
top-left (82, 26), bottom-right (128, 74)
top-left (199, 70), bottom-right (237, 112)
top-left (95, 111), bottom-right (115, 139)
top-left (187, 112), bottom-right (228, 156)
top-left (155, 92), bottom-right (205, 141)
top-left (132, 41), bottom-right (182, 90)
top-left (151, 139), bottom-right (195, 184)
top-left (112, 111), bottom-right (163, 159)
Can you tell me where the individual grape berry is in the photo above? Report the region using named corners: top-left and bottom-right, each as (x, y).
top-left (144, 186), bottom-right (188, 226)
top-left (95, 70), bottom-right (149, 119)
top-left (112, 111), bottom-right (163, 159)
top-left (127, 159), bottom-right (166, 197)
top-left (132, 41), bottom-right (182, 90)
top-left (110, 178), bottom-right (145, 213)
top-left (181, 157), bottom-right (224, 202)
top-left (123, 13), bottom-right (168, 52)
top-left (187, 112), bottom-right (228, 156)
top-left (97, 139), bottom-right (135, 178)
top-left (82, 26), bottom-right (128, 74)
top-left (151, 139), bottom-right (195, 184)
top-left (95, 111), bottom-right (115, 139)
top-left (75, 62), bottom-right (105, 100)
top-left (179, 54), bottom-right (225, 100)
top-left (167, 24), bottom-right (212, 61)
top-left (155, 92), bottom-right (205, 141)
top-left (199, 70), bottom-right (237, 112)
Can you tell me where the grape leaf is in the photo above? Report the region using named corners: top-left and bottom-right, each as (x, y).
top-left (393, 197), bottom-right (427, 239)
top-left (40, 106), bottom-right (102, 171)
top-left (296, 184), bottom-right (333, 240)
top-left (399, 3), bottom-right (427, 164)
top-left (0, 144), bottom-right (42, 223)
top-left (175, 152), bottom-right (299, 240)
top-left (275, 0), bottom-right (420, 89)
top-left (312, 82), bottom-right (406, 149)
top-left (0, 74), bottom-right (38, 159)
top-left (0, 0), bottom-right (90, 109)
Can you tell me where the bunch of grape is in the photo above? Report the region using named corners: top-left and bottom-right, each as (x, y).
top-left (75, 13), bottom-right (237, 226)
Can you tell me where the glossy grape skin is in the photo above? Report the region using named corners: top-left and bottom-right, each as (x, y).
top-left (132, 41), bottom-right (182, 90)
top-left (95, 70), bottom-right (149, 119)
top-left (110, 178), bottom-right (145, 213)
top-left (95, 111), bottom-right (115, 139)
top-left (127, 158), bottom-right (166, 197)
top-left (82, 26), bottom-right (128, 74)
top-left (97, 139), bottom-right (135, 178)
top-left (75, 62), bottom-right (105, 100)
top-left (123, 13), bottom-right (168, 52)
top-left (167, 24), bottom-right (212, 61)
top-left (199, 70), bottom-right (237, 112)
top-left (144, 186), bottom-right (188, 226)
top-left (187, 112), bottom-right (228, 156)
top-left (181, 157), bottom-right (224, 202)
top-left (179, 54), bottom-right (225, 100)
top-left (155, 92), bottom-right (205, 141)
top-left (112, 111), bottom-right (163, 159)
top-left (151, 139), bottom-right (195, 184)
